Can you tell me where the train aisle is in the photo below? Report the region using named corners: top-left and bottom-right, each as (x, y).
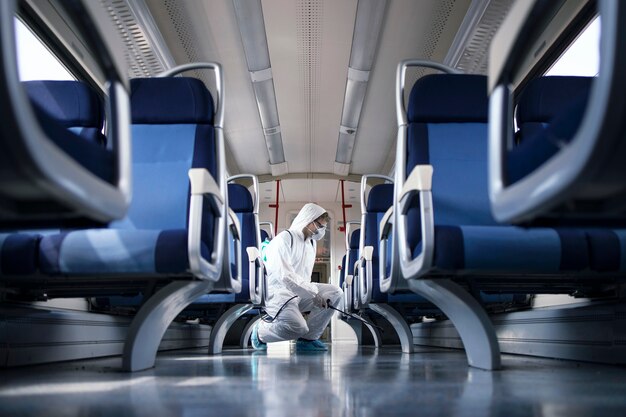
top-left (1, 343), bottom-right (626, 416)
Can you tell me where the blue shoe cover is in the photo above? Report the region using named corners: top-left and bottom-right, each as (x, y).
top-left (251, 322), bottom-right (267, 351)
top-left (296, 338), bottom-right (328, 352)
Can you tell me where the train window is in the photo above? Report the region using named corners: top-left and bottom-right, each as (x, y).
top-left (14, 18), bottom-right (74, 81)
top-left (545, 16), bottom-right (600, 77)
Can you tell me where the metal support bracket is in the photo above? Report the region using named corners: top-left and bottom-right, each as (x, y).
top-left (340, 317), bottom-right (382, 347)
top-left (122, 280), bottom-right (214, 372)
top-left (369, 303), bottom-right (415, 353)
top-left (208, 303), bottom-right (254, 354)
top-left (407, 278), bottom-right (501, 370)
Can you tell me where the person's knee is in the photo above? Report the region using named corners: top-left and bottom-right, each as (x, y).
top-left (282, 316), bottom-right (309, 339)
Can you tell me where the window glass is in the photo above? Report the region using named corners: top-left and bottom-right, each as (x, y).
top-left (14, 18), bottom-right (74, 81)
top-left (545, 17), bottom-right (600, 77)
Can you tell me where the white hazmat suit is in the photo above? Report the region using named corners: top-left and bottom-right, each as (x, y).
top-left (257, 203), bottom-right (343, 343)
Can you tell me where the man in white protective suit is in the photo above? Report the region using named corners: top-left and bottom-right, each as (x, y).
top-left (252, 203), bottom-right (343, 352)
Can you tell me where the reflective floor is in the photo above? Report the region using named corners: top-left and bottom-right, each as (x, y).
top-left (2, 343), bottom-right (626, 417)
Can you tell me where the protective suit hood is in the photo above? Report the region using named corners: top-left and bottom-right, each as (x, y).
top-left (289, 203), bottom-right (326, 237)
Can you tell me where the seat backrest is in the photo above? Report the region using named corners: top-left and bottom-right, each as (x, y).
top-left (339, 254), bottom-right (346, 288)
top-left (406, 74), bottom-right (495, 227)
top-left (508, 76), bottom-right (593, 184)
top-left (347, 228), bottom-right (360, 277)
top-left (228, 183), bottom-right (256, 301)
top-left (23, 80), bottom-right (107, 147)
top-left (117, 77), bottom-right (217, 252)
top-left (363, 183), bottom-right (393, 302)
top-left (516, 76), bottom-right (593, 144)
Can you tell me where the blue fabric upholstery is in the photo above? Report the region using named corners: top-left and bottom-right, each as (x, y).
top-left (130, 78), bottom-right (214, 125)
top-left (339, 254), bottom-right (346, 288)
top-left (511, 76), bottom-right (626, 273)
top-left (404, 74), bottom-right (589, 273)
top-left (190, 183), bottom-right (257, 304)
top-left (585, 230), bottom-right (626, 272)
top-left (24, 80), bottom-right (102, 127)
top-left (408, 74), bottom-right (488, 123)
top-left (0, 233), bottom-right (40, 275)
top-left (426, 226), bottom-right (587, 272)
top-left (228, 183), bottom-right (254, 213)
top-left (25, 80), bottom-right (112, 181)
top-left (509, 76), bottom-right (592, 184)
top-left (364, 185), bottom-right (392, 303)
top-left (516, 76), bottom-right (593, 142)
top-left (39, 77), bottom-right (219, 276)
top-left (347, 229), bottom-right (360, 277)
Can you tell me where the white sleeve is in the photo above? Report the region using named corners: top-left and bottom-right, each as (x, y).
top-left (266, 234), bottom-right (319, 298)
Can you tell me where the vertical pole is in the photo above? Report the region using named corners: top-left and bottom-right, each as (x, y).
top-left (341, 179), bottom-right (347, 235)
top-left (273, 179), bottom-right (280, 236)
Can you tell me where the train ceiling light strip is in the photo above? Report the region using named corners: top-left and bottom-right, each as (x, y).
top-left (233, 0), bottom-right (288, 176)
top-left (333, 0), bottom-right (387, 176)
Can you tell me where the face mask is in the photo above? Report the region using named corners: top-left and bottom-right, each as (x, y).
top-left (311, 226), bottom-right (326, 241)
top-left (307, 223), bottom-right (326, 240)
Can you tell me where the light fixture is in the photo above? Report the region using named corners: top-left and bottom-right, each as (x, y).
top-left (233, 0), bottom-right (288, 174)
top-left (334, 0), bottom-right (387, 175)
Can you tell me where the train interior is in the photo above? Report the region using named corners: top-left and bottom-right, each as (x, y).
top-left (2, 0), bottom-right (626, 415)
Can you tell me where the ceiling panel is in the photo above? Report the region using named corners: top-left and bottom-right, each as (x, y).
top-left (262, 0), bottom-right (357, 174)
top-left (258, 178), bottom-right (361, 206)
top-left (350, 0), bottom-right (472, 175)
top-left (146, 0), bottom-right (271, 175)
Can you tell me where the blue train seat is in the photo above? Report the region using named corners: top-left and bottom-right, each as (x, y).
top-left (24, 80), bottom-right (108, 147)
top-left (36, 73), bottom-right (231, 371)
top-left (513, 76), bottom-right (626, 275)
top-left (346, 228), bottom-right (361, 310)
top-left (39, 77), bottom-right (221, 277)
top-left (0, 234), bottom-right (39, 276)
top-left (185, 177), bottom-right (267, 354)
top-left (489, 1), bottom-right (626, 224)
top-left (508, 76), bottom-right (593, 185)
top-left (399, 74), bottom-right (588, 279)
top-left (1, 80), bottom-right (111, 280)
top-left (0, 2), bottom-right (130, 227)
top-left (391, 63), bottom-right (591, 370)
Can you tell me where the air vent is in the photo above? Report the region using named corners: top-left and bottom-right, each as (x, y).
top-left (296, 0), bottom-right (323, 171)
top-left (455, 0), bottom-right (515, 74)
top-left (99, 0), bottom-right (171, 77)
top-left (403, 0), bottom-right (456, 105)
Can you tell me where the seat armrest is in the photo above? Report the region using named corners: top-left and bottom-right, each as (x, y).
top-left (187, 168), bottom-right (227, 282)
top-left (247, 246), bottom-right (266, 306)
top-left (400, 165), bottom-right (433, 200)
top-left (189, 168), bottom-right (224, 202)
top-left (397, 164), bottom-right (435, 280)
top-left (358, 246), bottom-right (374, 306)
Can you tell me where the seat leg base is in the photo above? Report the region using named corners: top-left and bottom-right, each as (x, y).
top-left (122, 280), bottom-right (214, 372)
top-left (408, 278), bottom-right (501, 370)
top-left (208, 303), bottom-right (254, 354)
top-left (369, 303), bottom-right (415, 353)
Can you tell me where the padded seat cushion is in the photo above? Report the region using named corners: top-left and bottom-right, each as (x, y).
top-left (0, 233), bottom-right (40, 275)
top-left (39, 229), bottom-right (208, 275)
top-left (411, 225), bottom-right (588, 272)
top-left (585, 229), bottom-right (626, 272)
top-left (130, 78), bottom-right (214, 125)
